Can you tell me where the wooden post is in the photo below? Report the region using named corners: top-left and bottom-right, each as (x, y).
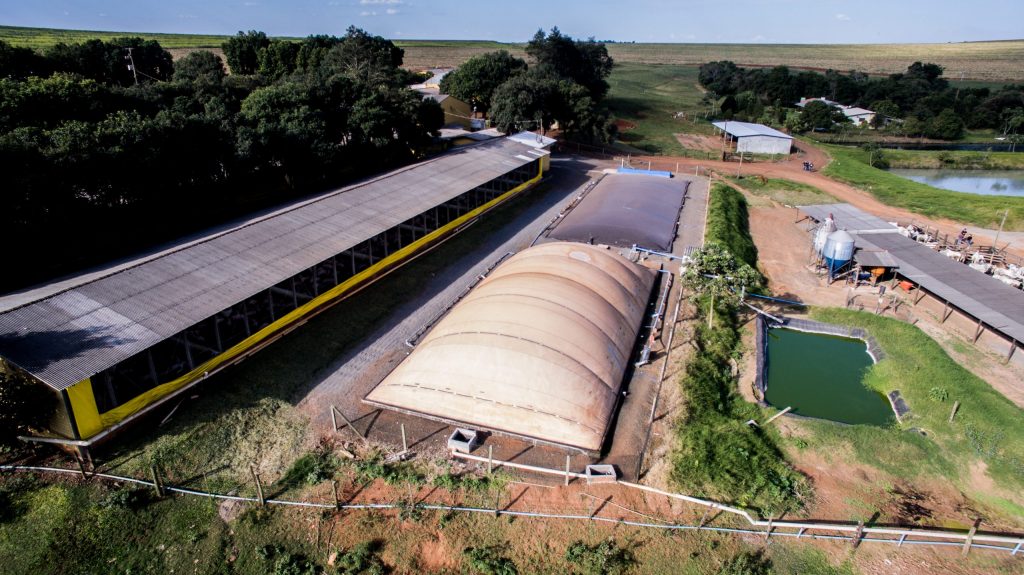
top-left (1012, 540), bottom-right (1021, 556)
top-left (941, 301), bottom-right (951, 323)
top-left (972, 320), bottom-right (985, 344)
top-left (852, 520), bottom-right (865, 548)
top-left (487, 445), bottom-right (493, 475)
top-left (949, 400), bottom-right (961, 423)
top-left (330, 406), bottom-right (338, 433)
top-left (75, 454), bottom-right (89, 479)
top-left (250, 464), bottom-right (265, 506)
top-left (962, 519), bottom-right (980, 556)
top-left (898, 533), bottom-right (907, 547)
top-left (331, 406), bottom-right (369, 445)
top-left (400, 423), bottom-right (408, 453)
top-left (150, 464), bottom-right (163, 497)
top-left (332, 480), bottom-right (340, 510)
top-left (764, 519), bottom-right (773, 542)
top-left (564, 455), bottom-right (571, 486)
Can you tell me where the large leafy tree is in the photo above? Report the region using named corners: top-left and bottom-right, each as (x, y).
top-left (525, 27), bottom-right (613, 100)
top-left (682, 244), bottom-right (761, 328)
top-left (798, 100), bottom-right (848, 132)
top-left (320, 26), bottom-right (404, 86)
top-left (438, 50), bottom-right (526, 114)
top-left (488, 69), bottom-right (561, 134)
top-left (222, 30), bottom-right (270, 75)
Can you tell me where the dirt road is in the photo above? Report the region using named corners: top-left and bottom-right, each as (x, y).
top-left (635, 140), bottom-right (1024, 257)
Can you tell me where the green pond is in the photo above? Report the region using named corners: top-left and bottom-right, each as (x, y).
top-left (764, 328), bottom-right (895, 426)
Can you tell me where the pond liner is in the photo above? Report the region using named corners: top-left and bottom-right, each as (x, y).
top-left (753, 314), bottom-right (900, 424)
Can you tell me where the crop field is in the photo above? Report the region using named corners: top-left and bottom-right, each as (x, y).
top-left (4, 25), bottom-right (1023, 80)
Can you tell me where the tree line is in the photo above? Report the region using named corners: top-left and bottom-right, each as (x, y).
top-left (699, 60), bottom-right (1024, 140)
top-left (0, 28), bottom-right (444, 291)
top-left (439, 27), bottom-right (616, 142)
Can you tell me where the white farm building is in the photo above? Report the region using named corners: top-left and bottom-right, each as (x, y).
top-left (712, 121), bottom-right (793, 155)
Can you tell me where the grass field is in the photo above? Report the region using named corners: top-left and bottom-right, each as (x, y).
top-left (883, 148), bottom-right (1024, 170)
top-left (605, 63), bottom-right (714, 155)
top-left (726, 176), bottom-right (837, 206)
top-left (797, 309), bottom-right (1024, 520)
top-left (3, 25), bottom-right (1023, 79)
top-left (823, 145), bottom-right (1024, 230)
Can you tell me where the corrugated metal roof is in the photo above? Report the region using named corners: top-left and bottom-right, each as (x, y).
top-left (365, 242), bottom-right (656, 452)
top-left (799, 203), bottom-right (898, 234)
top-left (712, 121), bottom-right (793, 140)
top-left (0, 138), bottom-right (544, 390)
top-left (851, 232), bottom-right (1024, 344)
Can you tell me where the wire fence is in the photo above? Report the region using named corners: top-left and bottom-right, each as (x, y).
top-left (3, 462), bottom-right (1022, 558)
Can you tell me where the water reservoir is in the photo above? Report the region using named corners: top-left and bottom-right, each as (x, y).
top-left (764, 328), bottom-right (894, 425)
top-left (888, 169), bottom-right (1024, 197)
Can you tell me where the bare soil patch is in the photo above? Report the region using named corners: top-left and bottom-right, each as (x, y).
top-left (674, 133), bottom-right (721, 152)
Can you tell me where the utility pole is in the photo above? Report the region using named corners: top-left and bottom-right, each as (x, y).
top-left (125, 47), bottom-right (138, 85)
top-left (954, 70), bottom-right (965, 102)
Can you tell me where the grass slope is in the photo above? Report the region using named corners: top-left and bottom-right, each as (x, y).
top-left (726, 176), bottom-right (837, 206)
top-left (804, 308), bottom-right (1024, 518)
top-left (883, 149), bottom-right (1024, 170)
top-left (605, 63), bottom-right (712, 155)
top-left (823, 145), bottom-right (1024, 230)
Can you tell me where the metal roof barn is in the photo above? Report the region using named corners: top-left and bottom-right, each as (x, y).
top-left (0, 138), bottom-right (543, 392)
top-left (712, 121), bottom-right (793, 155)
top-left (364, 242), bottom-right (657, 453)
top-left (545, 174), bottom-right (689, 251)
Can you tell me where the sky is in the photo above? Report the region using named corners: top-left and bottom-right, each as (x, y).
top-left (1, 0), bottom-right (1022, 44)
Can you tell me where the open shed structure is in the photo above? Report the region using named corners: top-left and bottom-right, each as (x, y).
top-left (364, 242), bottom-right (657, 454)
top-left (800, 203), bottom-right (1024, 362)
top-left (711, 121), bottom-right (793, 155)
top-left (0, 137), bottom-right (549, 447)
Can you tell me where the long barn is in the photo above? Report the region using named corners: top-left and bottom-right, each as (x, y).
top-left (0, 136), bottom-right (550, 448)
top-left (712, 120), bottom-right (793, 155)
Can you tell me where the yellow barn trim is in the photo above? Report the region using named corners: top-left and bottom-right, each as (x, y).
top-left (69, 161), bottom-right (544, 439)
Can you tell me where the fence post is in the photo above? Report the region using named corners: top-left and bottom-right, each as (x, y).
top-left (963, 519), bottom-right (980, 556)
top-left (852, 520), bottom-right (864, 548)
top-left (949, 400), bottom-right (961, 423)
top-left (400, 423), bottom-right (408, 453)
top-left (250, 464), bottom-right (265, 506)
top-left (487, 445), bottom-right (494, 475)
top-left (564, 455), bottom-right (571, 486)
top-left (150, 464), bottom-right (163, 497)
top-left (331, 406), bottom-right (369, 445)
top-left (332, 480), bottom-right (340, 510)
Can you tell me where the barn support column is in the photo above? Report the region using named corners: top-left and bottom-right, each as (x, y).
top-left (941, 301), bottom-right (953, 323)
top-left (972, 320), bottom-right (985, 344)
top-left (180, 332), bottom-right (196, 371)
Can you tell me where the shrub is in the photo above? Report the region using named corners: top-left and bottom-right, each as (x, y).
top-left (278, 449), bottom-right (339, 489)
top-left (564, 539), bottom-right (635, 575)
top-left (335, 541), bottom-right (387, 575)
top-left (717, 550), bottom-right (772, 575)
top-left (463, 546), bottom-right (518, 575)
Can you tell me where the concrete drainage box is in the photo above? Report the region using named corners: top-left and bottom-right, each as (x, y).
top-left (585, 464), bottom-right (617, 484)
top-left (447, 428), bottom-right (480, 453)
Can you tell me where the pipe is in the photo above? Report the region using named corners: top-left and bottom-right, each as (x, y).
top-left (3, 463), bottom-right (1022, 552)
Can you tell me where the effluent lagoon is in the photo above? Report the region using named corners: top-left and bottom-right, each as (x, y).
top-left (764, 328), bottom-right (895, 425)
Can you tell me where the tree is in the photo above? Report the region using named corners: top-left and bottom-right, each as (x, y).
top-left (869, 99), bottom-right (900, 128)
top-left (172, 50), bottom-right (226, 85)
top-left (257, 40), bottom-right (301, 80)
top-left (222, 30), bottom-right (270, 75)
top-left (487, 69), bottom-right (561, 134)
top-left (927, 108), bottom-right (965, 140)
top-left (320, 26), bottom-right (404, 86)
top-left (0, 40), bottom-right (49, 80)
top-left (798, 100), bottom-right (847, 132)
top-left (682, 244), bottom-right (761, 328)
top-left (45, 37), bottom-right (172, 86)
top-left (0, 367), bottom-right (55, 446)
top-left (525, 27), bottom-right (613, 100)
top-left (438, 51), bottom-right (527, 114)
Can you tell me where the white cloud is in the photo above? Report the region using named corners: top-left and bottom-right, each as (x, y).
top-left (836, 13), bottom-right (851, 21)
top-left (360, 0), bottom-right (402, 4)
top-left (360, 10), bottom-right (377, 16)
top-left (386, 8), bottom-right (399, 14)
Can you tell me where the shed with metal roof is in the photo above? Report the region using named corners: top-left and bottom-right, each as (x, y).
top-left (0, 137), bottom-right (547, 445)
top-left (712, 121), bottom-right (793, 155)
